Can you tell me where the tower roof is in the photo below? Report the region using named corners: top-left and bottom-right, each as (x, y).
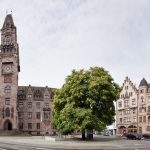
top-left (1, 14), bottom-right (15, 30)
top-left (139, 78), bottom-right (148, 86)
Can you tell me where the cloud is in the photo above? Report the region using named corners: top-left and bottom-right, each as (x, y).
top-left (0, 0), bottom-right (150, 88)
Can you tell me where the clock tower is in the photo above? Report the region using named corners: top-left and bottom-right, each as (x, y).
top-left (0, 14), bottom-right (20, 130)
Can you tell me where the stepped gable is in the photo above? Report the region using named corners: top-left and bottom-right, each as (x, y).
top-left (122, 76), bottom-right (138, 92)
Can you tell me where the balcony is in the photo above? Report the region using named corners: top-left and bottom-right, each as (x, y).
top-left (43, 108), bottom-right (51, 111)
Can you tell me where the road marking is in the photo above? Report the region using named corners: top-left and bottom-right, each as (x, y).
top-left (35, 148), bottom-right (47, 150)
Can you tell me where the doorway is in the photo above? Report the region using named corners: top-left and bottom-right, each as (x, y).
top-left (4, 120), bottom-right (12, 130)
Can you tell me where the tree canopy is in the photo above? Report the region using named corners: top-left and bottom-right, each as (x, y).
top-left (52, 67), bottom-right (120, 135)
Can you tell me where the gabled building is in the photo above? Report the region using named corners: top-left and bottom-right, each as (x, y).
top-left (116, 77), bottom-right (150, 135)
top-left (116, 77), bottom-right (138, 135)
top-left (0, 14), bottom-right (54, 135)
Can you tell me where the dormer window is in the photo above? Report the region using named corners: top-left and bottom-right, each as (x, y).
top-left (27, 93), bottom-right (32, 98)
top-left (34, 90), bottom-right (43, 100)
top-left (44, 95), bottom-right (49, 99)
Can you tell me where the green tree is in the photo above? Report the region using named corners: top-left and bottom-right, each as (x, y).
top-left (52, 67), bottom-right (120, 139)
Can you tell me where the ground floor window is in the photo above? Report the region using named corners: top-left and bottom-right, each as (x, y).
top-left (19, 122), bottom-right (23, 129)
top-left (28, 123), bottom-right (32, 129)
top-left (37, 123), bottom-right (40, 129)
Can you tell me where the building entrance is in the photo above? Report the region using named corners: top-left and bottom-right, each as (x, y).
top-left (4, 120), bottom-right (12, 130)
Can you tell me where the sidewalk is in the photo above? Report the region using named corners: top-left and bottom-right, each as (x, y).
top-left (0, 136), bottom-right (123, 150)
top-left (0, 136), bottom-right (149, 150)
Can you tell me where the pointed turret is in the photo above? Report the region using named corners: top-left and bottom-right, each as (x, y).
top-left (1, 14), bottom-right (15, 30)
top-left (1, 14), bottom-right (17, 45)
top-left (0, 14), bottom-right (20, 72)
top-left (139, 78), bottom-right (148, 87)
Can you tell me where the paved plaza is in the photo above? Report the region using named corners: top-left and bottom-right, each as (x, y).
top-left (0, 135), bottom-right (150, 150)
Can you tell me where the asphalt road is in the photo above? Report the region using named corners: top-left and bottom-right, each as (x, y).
top-left (0, 135), bottom-right (150, 150)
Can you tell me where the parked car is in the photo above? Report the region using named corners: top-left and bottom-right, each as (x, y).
top-left (142, 134), bottom-right (150, 139)
top-left (126, 133), bottom-right (142, 140)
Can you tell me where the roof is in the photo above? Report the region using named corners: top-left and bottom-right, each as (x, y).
top-left (139, 78), bottom-right (148, 87)
top-left (1, 14), bottom-right (15, 30)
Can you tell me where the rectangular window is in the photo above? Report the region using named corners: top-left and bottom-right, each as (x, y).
top-left (28, 112), bottom-right (32, 119)
top-left (133, 109), bottom-right (135, 114)
top-left (139, 107), bottom-right (142, 113)
top-left (142, 107), bottom-right (146, 113)
top-left (28, 123), bottom-right (32, 129)
top-left (37, 123), bottom-right (40, 129)
top-left (148, 96), bottom-right (150, 103)
top-left (4, 75), bottom-right (12, 83)
top-left (5, 98), bottom-right (10, 105)
top-left (124, 117), bottom-right (127, 123)
top-left (44, 95), bottom-right (49, 99)
top-left (18, 112), bottom-right (23, 119)
top-left (133, 116), bottom-right (136, 122)
top-left (44, 103), bottom-right (49, 108)
top-left (118, 101), bottom-right (122, 107)
top-left (44, 112), bottom-right (49, 119)
top-left (119, 118), bottom-right (122, 123)
top-left (18, 102), bottom-right (24, 108)
top-left (36, 112), bottom-right (41, 119)
top-left (139, 117), bottom-right (142, 123)
top-left (27, 94), bottom-right (32, 98)
top-left (148, 106), bottom-right (150, 112)
top-left (141, 96), bottom-right (144, 103)
top-left (124, 100), bottom-right (129, 107)
top-left (119, 110), bottom-right (122, 115)
top-left (147, 126), bottom-right (150, 131)
top-left (143, 116), bottom-right (146, 122)
top-left (127, 109), bottom-right (130, 114)
top-left (36, 102), bottom-right (40, 109)
top-left (132, 99), bottom-right (136, 105)
top-left (27, 102), bottom-right (32, 109)
top-left (4, 87), bottom-right (11, 94)
top-left (19, 122), bottom-right (23, 129)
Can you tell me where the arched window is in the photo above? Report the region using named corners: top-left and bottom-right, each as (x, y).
top-left (4, 86), bottom-right (11, 94)
top-left (5, 108), bottom-right (10, 117)
top-left (11, 107), bottom-right (14, 118)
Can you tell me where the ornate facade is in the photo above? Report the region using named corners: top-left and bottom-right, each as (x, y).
top-left (0, 14), bottom-right (54, 135)
top-left (116, 77), bottom-right (150, 135)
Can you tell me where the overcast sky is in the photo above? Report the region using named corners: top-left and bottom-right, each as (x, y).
top-left (0, 0), bottom-right (150, 88)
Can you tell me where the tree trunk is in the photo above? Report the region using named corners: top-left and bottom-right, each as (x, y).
top-left (82, 130), bottom-right (85, 140)
top-left (87, 129), bottom-right (93, 140)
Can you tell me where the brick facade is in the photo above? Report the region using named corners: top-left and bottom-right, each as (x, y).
top-left (0, 14), bottom-right (54, 135)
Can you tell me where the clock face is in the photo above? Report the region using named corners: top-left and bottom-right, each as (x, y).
top-left (4, 65), bottom-right (11, 73)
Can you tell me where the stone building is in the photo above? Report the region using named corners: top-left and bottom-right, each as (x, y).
top-left (0, 14), bottom-right (54, 135)
top-left (116, 77), bottom-right (150, 135)
top-left (138, 78), bottom-right (150, 134)
top-left (116, 77), bottom-right (138, 135)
